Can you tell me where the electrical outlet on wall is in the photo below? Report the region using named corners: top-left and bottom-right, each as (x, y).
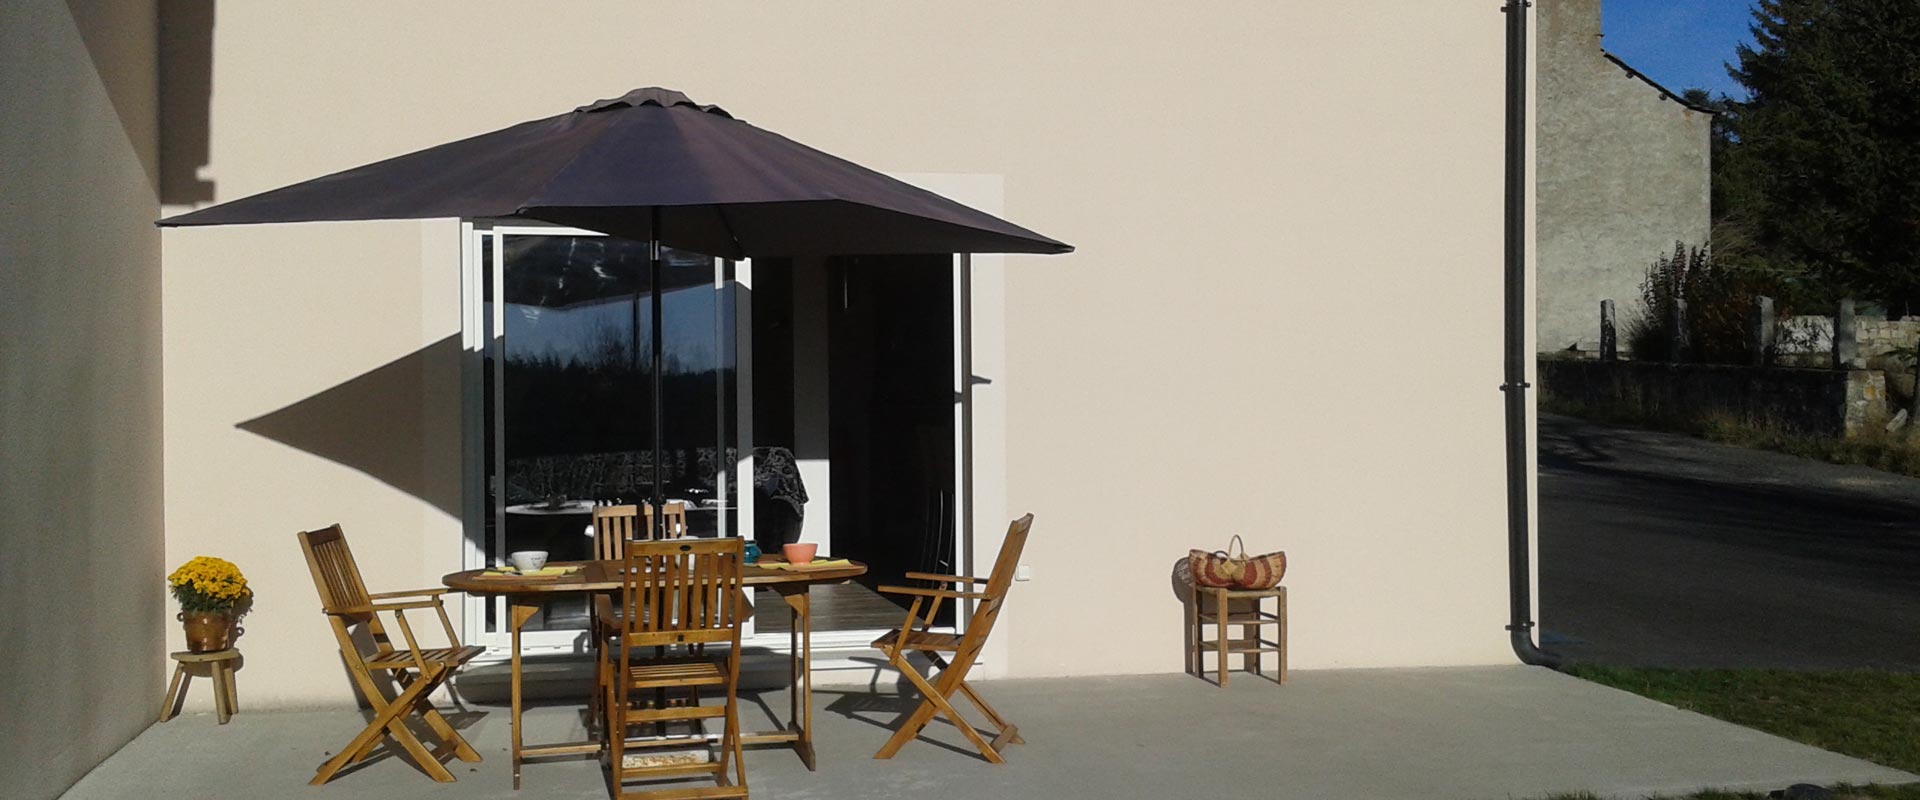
top-left (1014, 564), bottom-right (1032, 581)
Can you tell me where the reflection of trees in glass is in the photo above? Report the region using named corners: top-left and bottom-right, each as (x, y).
top-left (502, 235), bottom-right (647, 307)
top-left (505, 317), bottom-right (693, 375)
top-left (503, 352), bottom-right (726, 457)
top-left (499, 234), bottom-right (735, 498)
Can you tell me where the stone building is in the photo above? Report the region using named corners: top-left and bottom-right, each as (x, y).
top-left (1536, 0), bottom-right (1714, 353)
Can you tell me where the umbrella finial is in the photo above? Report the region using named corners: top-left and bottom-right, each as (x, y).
top-left (576, 87), bottom-right (732, 118)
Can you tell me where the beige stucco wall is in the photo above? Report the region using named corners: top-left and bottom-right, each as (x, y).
top-left (1536, 0), bottom-right (1713, 352)
top-left (1, 1), bottom-right (164, 797)
top-left (160, 0), bottom-right (1522, 709)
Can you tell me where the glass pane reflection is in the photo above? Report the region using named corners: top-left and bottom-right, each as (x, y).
top-left (486, 233), bottom-right (736, 633)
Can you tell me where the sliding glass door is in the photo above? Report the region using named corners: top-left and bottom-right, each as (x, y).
top-left (458, 219), bottom-right (982, 656)
top-left (462, 222), bottom-right (739, 650)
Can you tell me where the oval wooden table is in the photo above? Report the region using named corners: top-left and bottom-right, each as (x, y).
top-left (444, 558), bottom-right (866, 789)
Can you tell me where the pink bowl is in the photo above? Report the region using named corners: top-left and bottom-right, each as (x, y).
top-left (782, 543), bottom-right (818, 565)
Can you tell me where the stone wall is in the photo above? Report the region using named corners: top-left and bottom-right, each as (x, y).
top-left (1776, 315), bottom-right (1920, 360)
top-left (1859, 319), bottom-right (1920, 360)
top-left (1535, 0), bottom-right (1714, 353)
top-left (1538, 359), bottom-right (1889, 438)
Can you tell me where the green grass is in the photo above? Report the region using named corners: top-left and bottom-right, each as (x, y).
top-left (1694, 416), bottom-right (1920, 478)
top-left (1537, 666), bottom-right (1920, 799)
top-left (1540, 787), bottom-right (1920, 800)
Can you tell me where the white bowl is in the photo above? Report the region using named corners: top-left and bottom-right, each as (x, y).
top-left (509, 551), bottom-right (549, 572)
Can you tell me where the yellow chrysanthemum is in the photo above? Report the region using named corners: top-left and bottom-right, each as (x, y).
top-left (168, 556), bottom-right (254, 614)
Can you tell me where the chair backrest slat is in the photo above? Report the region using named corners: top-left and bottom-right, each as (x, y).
top-left (960, 514), bottom-right (1035, 650)
top-left (650, 502), bottom-right (690, 541)
top-left (593, 505), bottom-right (638, 560)
top-left (298, 524), bottom-right (371, 614)
top-left (593, 502), bottom-right (692, 561)
top-left (619, 538), bottom-right (742, 646)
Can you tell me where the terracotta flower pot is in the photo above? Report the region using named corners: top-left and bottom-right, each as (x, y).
top-left (179, 611), bottom-right (234, 653)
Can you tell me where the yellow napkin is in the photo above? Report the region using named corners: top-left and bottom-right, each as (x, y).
top-left (481, 565), bottom-right (580, 578)
top-left (760, 558), bottom-right (852, 571)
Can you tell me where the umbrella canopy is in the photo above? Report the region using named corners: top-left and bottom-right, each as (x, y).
top-left (159, 86), bottom-right (1070, 542)
top-left (157, 87), bottom-right (1070, 258)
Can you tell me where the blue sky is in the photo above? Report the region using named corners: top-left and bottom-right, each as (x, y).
top-left (1600, 0), bottom-right (1759, 100)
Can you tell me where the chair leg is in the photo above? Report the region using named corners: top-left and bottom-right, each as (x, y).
top-left (896, 657), bottom-right (1002, 763)
top-left (1186, 587), bottom-right (1200, 677)
top-left (390, 670), bottom-right (463, 781)
top-left (955, 679), bottom-right (1022, 745)
top-left (723, 648), bottom-right (747, 792)
top-left (589, 629), bottom-right (603, 740)
top-left (222, 661), bottom-right (240, 715)
top-left (395, 671), bottom-right (481, 763)
top-left (925, 652), bottom-right (1021, 747)
top-left (337, 661), bottom-right (464, 770)
top-left (1248, 618), bottom-right (1263, 679)
top-left (159, 663), bottom-right (188, 723)
top-left (1214, 589), bottom-right (1229, 687)
top-left (343, 673), bottom-right (408, 766)
top-left (212, 662), bottom-right (232, 725)
top-left (312, 672), bottom-right (450, 785)
top-left (1278, 590), bottom-right (1289, 685)
top-left (606, 650), bottom-right (623, 784)
top-left (876, 651), bottom-right (1003, 764)
top-left (416, 697), bottom-right (481, 762)
top-left (874, 650), bottom-right (938, 759)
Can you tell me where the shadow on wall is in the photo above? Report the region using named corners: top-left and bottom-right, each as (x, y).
top-left (236, 335), bottom-right (463, 517)
top-left (70, 0), bottom-right (216, 202)
top-left (158, 0), bottom-right (214, 204)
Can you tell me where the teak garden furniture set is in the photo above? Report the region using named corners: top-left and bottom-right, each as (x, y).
top-left (292, 514), bottom-right (1040, 798)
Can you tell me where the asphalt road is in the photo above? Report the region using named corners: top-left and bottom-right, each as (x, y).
top-left (1539, 413), bottom-right (1920, 670)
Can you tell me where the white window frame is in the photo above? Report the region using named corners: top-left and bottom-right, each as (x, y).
top-left (457, 208), bottom-right (989, 658)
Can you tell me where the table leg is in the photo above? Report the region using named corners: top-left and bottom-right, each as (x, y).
top-left (778, 586), bottom-right (817, 771)
top-left (508, 601), bottom-right (539, 790)
top-left (788, 598), bottom-right (798, 733)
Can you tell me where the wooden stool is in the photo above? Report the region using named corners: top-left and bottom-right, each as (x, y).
top-left (1188, 585), bottom-right (1287, 686)
top-left (160, 649), bottom-right (240, 724)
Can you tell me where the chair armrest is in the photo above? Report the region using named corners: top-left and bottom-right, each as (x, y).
top-left (878, 585), bottom-right (988, 601)
top-left (333, 599), bottom-right (444, 615)
top-left (594, 594), bottom-right (619, 631)
top-left (367, 587), bottom-right (451, 600)
top-left (904, 572), bottom-right (984, 585)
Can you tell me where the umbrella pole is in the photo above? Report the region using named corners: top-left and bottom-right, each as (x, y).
top-left (650, 208), bottom-right (666, 541)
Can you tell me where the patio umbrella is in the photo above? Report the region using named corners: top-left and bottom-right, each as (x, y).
top-left (158, 86), bottom-right (1071, 538)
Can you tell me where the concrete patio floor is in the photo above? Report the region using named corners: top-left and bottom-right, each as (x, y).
top-left (62, 666), bottom-right (1915, 800)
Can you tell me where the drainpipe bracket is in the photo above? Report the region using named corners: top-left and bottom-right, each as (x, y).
top-left (1498, 382), bottom-right (1532, 392)
top-left (1505, 622), bottom-right (1534, 633)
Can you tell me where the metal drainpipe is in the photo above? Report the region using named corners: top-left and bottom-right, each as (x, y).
top-left (1501, 0), bottom-right (1562, 668)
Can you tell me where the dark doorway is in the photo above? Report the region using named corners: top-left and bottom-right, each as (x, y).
top-left (828, 255), bottom-right (957, 627)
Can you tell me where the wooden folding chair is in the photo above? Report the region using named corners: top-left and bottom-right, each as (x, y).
top-left (596, 537), bottom-right (749, 799)
top-left (592, 503), bottom-right (690, 560)
top-left (589, 502), bottom-right (695, 729)
top-left (297, 524), bottom-right (484, 785)
top-left (871, 513), bottom-right (1035, 764)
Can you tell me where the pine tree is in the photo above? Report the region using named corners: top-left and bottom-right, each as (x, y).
top-left (1724, 0), bottom-right (1920, 312)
